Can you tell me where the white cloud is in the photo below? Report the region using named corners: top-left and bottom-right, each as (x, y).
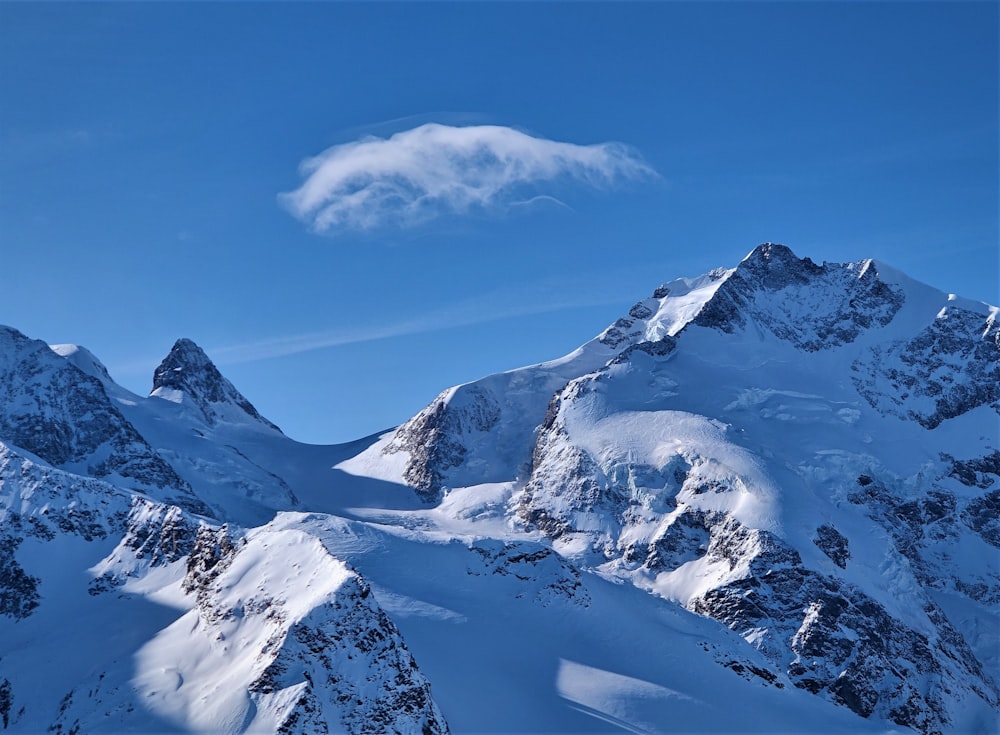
top-left (279, 123), bottom-right (655, 233)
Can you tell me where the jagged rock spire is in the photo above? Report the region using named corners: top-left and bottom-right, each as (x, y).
top-left (151, 338), bottom-right (282, 433)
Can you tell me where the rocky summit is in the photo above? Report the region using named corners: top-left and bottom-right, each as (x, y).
top-left (1, 244), bottom-right (997, 734)
top-left (151, 337), bottom-right (284, 433)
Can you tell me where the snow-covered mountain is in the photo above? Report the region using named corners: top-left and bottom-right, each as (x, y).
top-left (1, 243), bottom-right (997, 734)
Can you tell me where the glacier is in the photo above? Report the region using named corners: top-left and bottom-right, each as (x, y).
top-left (0, 243), bottom-right (997, 734)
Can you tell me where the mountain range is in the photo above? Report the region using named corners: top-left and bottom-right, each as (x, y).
top-left (0, 243), bottom-right (996, 734)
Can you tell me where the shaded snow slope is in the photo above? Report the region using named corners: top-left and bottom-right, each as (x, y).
top-left (3, 242), bottom-right (998, 735)
top-left (263, 510), bottom-right (888, 735)
top-left (49, 338), bottom-right (334, 526)
top-left (0, 441), bottom-right (447, 735)
top-left (342, 243), bottom-right (1000, 733)
top-left (339, 267), bottom-right (730, 500)
top-left (0, 326), bottom-right (204, 511)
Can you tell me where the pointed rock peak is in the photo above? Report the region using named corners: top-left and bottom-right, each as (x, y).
top-left (152, 338), bottom-right (216, 395)
top-left (741, 242), bottom-right (797, 264)
top-left (152, 338), bottom-right (224, 402)
top-left (151, 339), bottom-right (282, 434)
top-left (851, 258), bottom-right (895, 286)
top-left (164, 337), bottom-right (213, 367)
top-left (691, 243), bottom-right (907, 349)
top-left (735, 242), bottom-right (824, 289)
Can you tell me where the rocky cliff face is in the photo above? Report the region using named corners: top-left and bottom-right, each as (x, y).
top-left (368, 243), bottom-right (1000, 732)
top-left (382, 370), bottom-right (589, 503)
top-left (168, 524), bottom-right (449, 735)
top-left (517, 411), bottom-right (998, 731)
top-left (151, 338), bottom-right (283, 433)
top-left (692, 244), bottom-right (905, 350)
top-left (0, 438), bottom-right (448, 734)
top-left (852, 303), bottom-right (1000, 428)
top-left (0, 333), bottom-right (449, 735)
top-left (0, 327), bottom-right (202, 511)
top-left (3, 244), bottom-right (997, 734)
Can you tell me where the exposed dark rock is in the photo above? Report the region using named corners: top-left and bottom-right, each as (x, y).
top-left (537, 392), bottom-right (564, 439)
top-left (45, 690), bottom-right (82, 735)
top-left (518, 421), bottom-right (620, 546)
top-left (852, 306), bottom-right (1000, 428)
top-left (963, 489), bottom-right (1000, 548)
top-left (183, 524), bottom-right (240, 615)
top-left (0, 678), bottom-right (11, 729)
top-left (720, 659), bottom-right (783, 688)
top-left (707, 516), bottom-right (802, 576)
top-left (813, 524), bottom-right (850, 568)
top-left (628, 301), bottom-right (654, 320)
top-left (608, 336), bottom-right (677, 367)
top-left (467, 539), bottom-right (590, 606)
top-left (921, 490), bottom-right (957, 525)
top-left (521, 409), bottom-right (690, 554)
top-left (152, 338), bottom-right (282, 433)
top-left (383, 386), bottom-right (504, 502)
top-left (692, 562), bottom-right (970, 733)
top-left (87, 499), bottom-right (203, 595)
top-left (598, 318), bottom-right (640, 348)
top-left (946, 450), bottom-right (1000, 489)
top-left (125, 502), bottom-right (200, 565)
top-left (735, 243), bottom-right (826, 289)
top-left (0, 536), bottom-right (39, 619)
top-left (644, 508), bottom-right (715, 571)
top-left (691, 245), bottom-right (904, 350)
top-left (518, 441), bottom-right (609, 540)
top-left (0, 327), bottom-right (195, 497)
top-left (51, 507), bottom-right (107, 543)
top-left (251, 574), bottom-right (450, 735)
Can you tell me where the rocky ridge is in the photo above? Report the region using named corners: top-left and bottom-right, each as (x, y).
top-left (151, 338), bottom-right (283, 433)
top-left (0, 347), bottom-right (448, 734)
top-left (3, 243), bottom-right (997, 734)
top-left (378, 243), bottom-right (1000, 732)
top-left (0, 327), bottom-right (203, 512)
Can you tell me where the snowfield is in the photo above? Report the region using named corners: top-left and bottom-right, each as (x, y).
top-left (0, 244), bottom-right (997, 734)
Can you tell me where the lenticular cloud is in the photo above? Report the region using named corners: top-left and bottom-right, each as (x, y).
top-left (280, 123), bottom-right (655, 233)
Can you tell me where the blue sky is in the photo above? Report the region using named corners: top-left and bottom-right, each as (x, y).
top-left (1, 1), bottom-right (997, 444)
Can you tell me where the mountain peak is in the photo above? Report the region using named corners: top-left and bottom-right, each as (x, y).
top-left (166, 337), bottom-right (211, 365)
top-left (151, 338), bottom-right (282, 433)
top-left (152, 338), bottom-right (215, 397)
top-left (742, 241), bottom-right (795, 262)
top-left (736, 242), bottom-right (824, 288)
top-left (49, 343), bottom-right (115, 385)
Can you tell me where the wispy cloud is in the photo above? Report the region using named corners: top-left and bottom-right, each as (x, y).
top-left (109, 272), bottom-right (643, 380)
top-left (279, 123), bottom-right (655, 233)
top-left (207, 285), bottom-right (628, 365)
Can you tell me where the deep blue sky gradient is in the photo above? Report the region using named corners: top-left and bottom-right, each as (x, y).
top-left (1, 2), bottom-right (996, 443)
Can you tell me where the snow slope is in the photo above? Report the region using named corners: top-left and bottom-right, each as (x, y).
top-left (1, 243), bottom-right (997, 734)
top-left (0, 441), bottom-right (447, 735)
top-left (342, 243), bottom-right (1000, 733)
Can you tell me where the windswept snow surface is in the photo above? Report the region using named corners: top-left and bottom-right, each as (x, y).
top-left (265, 511), bottom-right (886, 735)
top-left (1, 244), bottom-right (998, 734)
top-left (338, 244), bottom-right (999, 733)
